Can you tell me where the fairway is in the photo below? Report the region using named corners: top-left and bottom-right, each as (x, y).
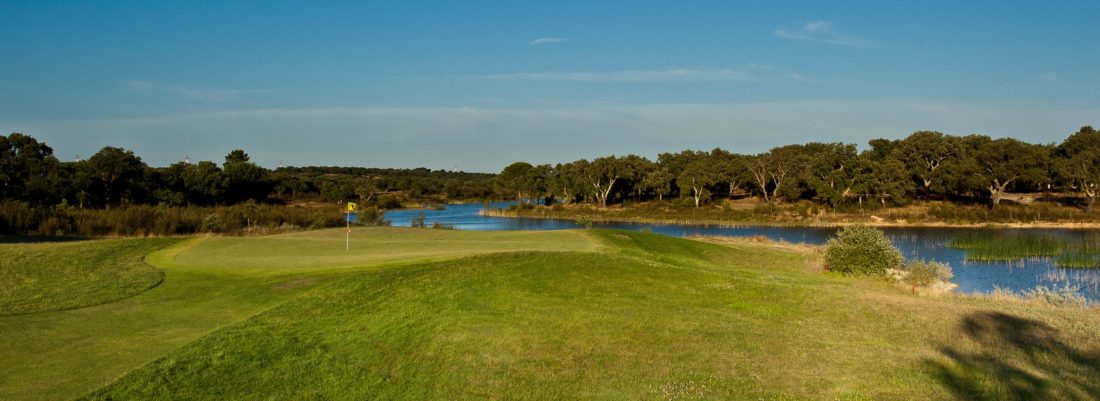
top-left (2, 228), bottom-right (1099, 400)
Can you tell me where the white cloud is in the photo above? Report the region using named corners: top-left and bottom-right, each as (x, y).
top-left (1039, 72), bottom-right (1060, 83)
top-left (476, 68), bottom-right (762, 82)
top-left (7, 99), bottom-right (1095, 172)
top-left (775, 20), bottom-right (882, 48)
top-left (119, 80), bottom-right (266, 102)
top-left (528, 37), bottom-right (566, 46)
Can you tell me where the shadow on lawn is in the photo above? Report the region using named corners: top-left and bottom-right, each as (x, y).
top-left (927, 311), bottom-right (1100, 401)
top-left (0, 235), bottom-right (88, 243)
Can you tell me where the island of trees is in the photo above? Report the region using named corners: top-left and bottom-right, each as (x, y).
top-left (2, 126), bottom-right (1099, 235)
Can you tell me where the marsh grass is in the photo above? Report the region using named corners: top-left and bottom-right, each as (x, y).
top-left (948, 232), bottom-right (1100, 268)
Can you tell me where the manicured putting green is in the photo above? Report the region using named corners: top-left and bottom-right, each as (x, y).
top-left (169, 227), bottom-right (602, 273)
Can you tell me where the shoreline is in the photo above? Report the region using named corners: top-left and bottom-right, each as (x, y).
top-left (478, 208), bottom-right (1100, 230)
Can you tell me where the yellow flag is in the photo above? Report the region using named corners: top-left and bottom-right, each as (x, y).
top-left (347, 202), bottom-right (357, 212)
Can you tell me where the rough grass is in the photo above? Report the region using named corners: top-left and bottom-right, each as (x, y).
top-left (3, 228), bottom-right (1100, 400)
top-left (0, 238), bottom-right (181, 315)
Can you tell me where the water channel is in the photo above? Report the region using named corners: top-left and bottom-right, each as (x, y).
top-left (384, 202), bottom-right (1100, 301)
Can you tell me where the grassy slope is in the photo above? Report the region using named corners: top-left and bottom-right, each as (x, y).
top-left (0, 228), bottom-right (599, 401)
top-left (75, 231), bottom-right (1100, 400)
top-left (0, 238), bottom-right (180, 315)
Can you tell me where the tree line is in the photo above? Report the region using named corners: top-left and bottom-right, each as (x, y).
top-left (0, 133), bottom-right (496, 210)
top-left (0, 133), bottom-right (496, 235)
top-left (495, 127), bottom-right (1100, 211)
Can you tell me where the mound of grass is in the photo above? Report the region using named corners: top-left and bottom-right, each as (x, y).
top-left (0, 238), bottom-right (181, 315)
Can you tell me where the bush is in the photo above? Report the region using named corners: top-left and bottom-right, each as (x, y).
top-left (905, 259), bottom-right (953, 287)
top-left (823, 225), bottom-right (902, 275)
top-left (1022, 284), bottom-right (1088, 307)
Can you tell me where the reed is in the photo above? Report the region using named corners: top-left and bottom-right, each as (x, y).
top-left (948, 232), bottom-right (1062, 261)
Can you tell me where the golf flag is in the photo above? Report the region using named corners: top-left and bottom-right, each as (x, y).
top-left (347, 202), bottom-right (357, 212)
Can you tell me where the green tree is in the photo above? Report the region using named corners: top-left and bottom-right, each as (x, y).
top-left (753, 145), bottom-right (807, 203)
top-left (641, 167), bottom-right (674, 201)
top-left (0, 132), bottom-right (61, 205)
top-left (1054, 126), bottom-right (1100, 211)
top-left (498, 162), bottom-right (537, 203)
top-left (805, 142), bottom-right (859, 207)
top-left (968, 137), bottom-right (1049, 208)
top-left (182, 161), bottom-right (224, 205)
top-left (584, 156), bottom-right (640, 207)
top-left (87, 146), bottom-right (147, 207)
top-left (222, 150), bottom-right (271, 204)
top-left (895, 131), bottom-right (963, 200)
top-left (677, 158), bottom-right (720, 208)
top-left (550, 161), bottom-right (588, 204)
top-left (854, 152), bottom-right (910, 207)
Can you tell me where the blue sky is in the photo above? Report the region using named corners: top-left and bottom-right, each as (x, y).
top-left (2, 1), bottom-right (1098, 172)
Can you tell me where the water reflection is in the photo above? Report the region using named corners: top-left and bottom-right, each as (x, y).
top-left (385, 202), bottom-right (1100, 301)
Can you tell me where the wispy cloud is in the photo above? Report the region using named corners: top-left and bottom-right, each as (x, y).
top-left (775, 20), bottom-right (882, 48)
top-left (119, 80), bottom-right (266, 102)
top-left (528, 37), bottom-right (566, 46)
top-left (473, 65), bottom-right (800, 82)
top-left (10, 100), bottom-right (1094, 172)
top-left (1038, 72), bottom-right (1060, 83)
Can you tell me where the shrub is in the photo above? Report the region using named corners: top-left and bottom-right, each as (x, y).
top-left (1022, 284), bottom-right (1088, 308)
top-left (905, 259), bottom-right (953, 287)
top-left (823, 225), bottom-right (902, 275)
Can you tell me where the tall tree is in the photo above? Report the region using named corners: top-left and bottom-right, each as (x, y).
top-left (969, 137), bottom-right (1049, 207)
top-left (854, 152), bottom-right (910, 207)
top-left (1055, 126), bottom-right (1100, 211)
top-left (641, 167), bottom-right (674, 201)
top-left (223, 150), bottom-right (271, 204)
top-left (765, 144), bottom-right (807, 202)
top-left (746, 154), bottom-right (772, 203)
top-left (895, 131), bottom-right (962, 200)
top-left (87, 146), bottom-right (147, 207)
top-left (497, 161), bottom-right (536, 203)
top-left (0, 132), bottom-right (61, 204)
top-left (677, 158), bottom-right (720, 208)
top-left (584, 156), bottom-right (640, 207)
top-left (805, 142), bottom-right (859, 207)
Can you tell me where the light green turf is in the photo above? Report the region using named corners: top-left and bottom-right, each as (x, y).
top-left (0, 238), bottom-right (180, 315)
top-left (0, 227), bottom-right (600, 401)
top-left (3, 228), bottom-right (1100, 401)
top-left (170, 227), bottom-right (602, 273)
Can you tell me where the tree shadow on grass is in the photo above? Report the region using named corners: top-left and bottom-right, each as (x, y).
top-left (0, 235), bottom-right (88, 243)
top-left (926, 311), bottom-right (1100, 401)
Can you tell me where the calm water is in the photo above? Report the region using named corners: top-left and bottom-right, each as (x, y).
top-left (385, 202), bottom-right (1100, 301)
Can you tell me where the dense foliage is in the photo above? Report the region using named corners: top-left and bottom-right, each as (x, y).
top-left (3, 126), bottom-right (1099, 235)
top-left (823, 225), bottom-right (903, 275)
top-left (0, 133), bottom-right (494, 235)
top-left (495, 127), bottom-right (1099, 212)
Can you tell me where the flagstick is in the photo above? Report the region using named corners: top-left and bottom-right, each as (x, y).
top-left (346, 211), bottom-right (350, 251)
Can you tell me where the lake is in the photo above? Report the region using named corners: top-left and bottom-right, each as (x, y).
top-left (385, 202), bottom-right (1100, 301)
